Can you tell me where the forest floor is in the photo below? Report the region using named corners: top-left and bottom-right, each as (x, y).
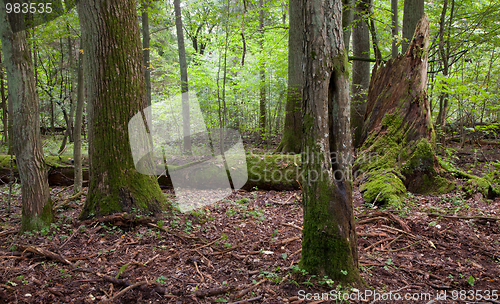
top-left (1, 139), bottom-right (500, 304)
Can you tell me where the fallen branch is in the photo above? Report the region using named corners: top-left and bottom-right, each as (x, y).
top-left (274, 235), bottom-right (301, 246)
top-left (16, 244), bottom-right (76, 268)
top-left (281, 222), bottom-right (302, 231)
top-left (55, 190), bottom-right (84, 210)
top-left (105, 280), bottom-right (149, 302)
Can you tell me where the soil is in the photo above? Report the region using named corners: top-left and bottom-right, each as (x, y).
top-left (0, 139), bottom-right (499, 304)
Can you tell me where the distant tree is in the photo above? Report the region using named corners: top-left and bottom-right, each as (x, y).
top-left (0, 7), bottom-right (52, 231)
top-left (391, 0), bottom-right (398, 58)
top-left (259, 0), bottom-right (266, 139)
top-left (142, 0), bottom-right (152, 107)
top-left (300, 0), bottom-right (361, 283)
top-left (174, 0), bottom-right (191, 154)
top-left (351, 0), bottom-right (371, 148)
top-left (276, 0), bottom-right (302, 153)
top-left (77, 0), bottom-right (167, 219)
top-left (402, 0), bottom-right (424, 53)
top-left (73, 46), bottom-right (84, 194)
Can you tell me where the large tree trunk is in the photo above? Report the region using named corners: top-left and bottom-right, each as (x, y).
top-left (0, 8), bottom-right (52, 232)
top-left (77, 0), bottom-right (167, 219)
top-left (174, 0), bottom-right (191, 155)
top-left (355, 15), bottom-right (454, 206)
top-left (276, 0), bottom-right (302, 153)
top-left (342, 0), bottom-right (353, 52)
top-left (351, 0), bottom-right (371, 148)
top-left (300, 0), bottom-right (361, 283)
top-left (402, 0), bottom-right (424, 54)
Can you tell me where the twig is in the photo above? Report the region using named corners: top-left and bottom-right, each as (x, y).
top-left (193, 260), bottom-right (204, 282)
top-left (364, 237), bottom-right (394, 251)
top-left (55, 190), bottom-right (84, 210)
top-left (281, 222), bottom-right (302, 231)
top-left (105, 280), bottom-right (149, 302)
top-left (194, 285), bottom-right (235, 298)
top-left (17, 244), bottom-right (76, 268)
top-left (387, 240), bottom-right (422, 252)
top-left (274, 235), bottom-right (301, 246)
top-left (235, 279), bottom-right (266, 299)
top-left (230, 296), bottom-right (263, 304)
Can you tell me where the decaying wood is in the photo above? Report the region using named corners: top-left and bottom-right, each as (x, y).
top-left (16, 244), bottom-right (76, 268)
top-left (194, 285), bottom-right (235, 298)
top-left (234, 279), bottom-right (266, 299)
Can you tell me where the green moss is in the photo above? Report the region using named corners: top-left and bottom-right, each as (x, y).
top-left (20, 200), bottom-right (53, 233)
top-left (359, 169), bottom-right (406, 207)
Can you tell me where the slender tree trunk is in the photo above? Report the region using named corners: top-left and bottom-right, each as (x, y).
top-left (142, 0), bottom-right (151, 107)
top-left (74, 48), bottom-right (84, 194)
top-left (342, 0), bottom-right (353, 52)
top-left (391, 0), bottom-right (398, 58)
top-left (259, 0), bottom-right (266, 140)
top-left (402, 0), bottom-right (424, 54)
top-left (67, 24), bottom-right (75, 143)
top-left (0, 54), bottom-right (7, 144)
top-left (77, 0), bottom-right (167, 219)
top-left (174, 0), bottom-right (191, 154)
top-left (0, 8), bottom-right (52, 232)
top-left (276, 0), bottom-right (303, 153)
top-left (351, 0), bottom-right (371, 148)
top-left (301, 0), bottom-right (361, 283)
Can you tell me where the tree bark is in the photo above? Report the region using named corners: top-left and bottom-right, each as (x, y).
top-left (391, 0), bottom-right (398, 58)
top-left (342, 0), bottom-right (353, 52)
top-left (259, 0), bottom-right (266, 140)
top-left (142, 0), bottom-right (152, 107)
top-left (402, 0), bottom-right (424, 54)
top-left (73, 46), bottom-right (84, 194)
top-left (351, 0), bottom-right (371, 148)
top-left (174, 0), bottom-right (191, 154)
top-left (77, 0), bottom-right (167, 219)
top-left (0, 7), bottom-right (52, 232)
top-left (355, 15), bottom-right (454, 206)
top-left (276, 0), bottom-right (302, 153)
top-left (300, 0), bottom-right (361, 283)
top-left (0, 54), bottom-right (7, 144)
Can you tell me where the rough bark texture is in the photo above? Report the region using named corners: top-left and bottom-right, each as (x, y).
top-left (300, 0), bottom-right (361, 283)
top-left (77, 0), bottom-right (167, 219)
top-left (0, 8), bottom-right (52, 232)
top-left (276, 0), bottom-right (303, 153)
top-left (342, 0), bottom-right (353, 52)
top-left (355, 15), bottom-right (454, 206)
top-left (351, 0), bottom-right (371, 148)
top-left (402, 0), bottom-right (424, 54)
top-left (73, 48), bottom-right (84, 194)
top-left (142, 0), bottom-right (151, 107)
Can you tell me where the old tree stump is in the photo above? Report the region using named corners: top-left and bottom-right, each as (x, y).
top-left (354, 14), bottom-right (498, 206)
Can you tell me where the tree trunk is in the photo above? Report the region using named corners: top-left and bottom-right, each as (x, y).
top-left (391, 0), bottom-right (398, 58)
top-left (142, 0), bottom-right (152, 107)
top-left (73, 47), bottom-right (84, 194)
top-left (351, 0), bottom-right (371, 148)
top-left (77, 0), bottom-right (167, 219)
top-left (0, 8), bottom-right (52, 232)
top-left (355, 15), bottom-right (454, 206)
top-left (67, 23), bottom-right (75, 143)
top-left (259, 0), bottom-right (266, 140)
top-left (174, 0), bottom-right (191, 154)
top-left (342, 0), bottom-right (353, 52)
top-left (0, 54), bottom-right (7, 144)
top-left (300, 0), bottom-right (361, 283)
top-left (402, 0), bottom-right (424, 54)
top-left (436, 0), bottom-right (454, 130)
top-left (276, 0), bottom-right (302, 153)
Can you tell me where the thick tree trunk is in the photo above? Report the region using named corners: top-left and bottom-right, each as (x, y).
top-left (351, 0), bottom-right (371, 148)
top-left (73, 47), bottom-right (84, 194)
top-left (142, 0), bottom-right (151, 107)
top-left (402, 0), bottom-right (424, 54)
top-left (355, 15), bottom-right (454, 206)
top-left (300, 0), bottom-right (361, 283)
top-left (276, 0), bottom-right (302, 153)
top-left (77, 0), bottom-right (167, 219)
top-left (174, 0), bottom-right (191, 154)
top-left (0, 8), bottom-right (52, 232)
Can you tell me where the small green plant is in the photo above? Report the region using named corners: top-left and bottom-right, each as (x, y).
top-left (467, 275), bottom-right (475, 286)
top-left (156, 275), bottom-right (167, 284)
top-left (224, 242), bottom-right (232, 248)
